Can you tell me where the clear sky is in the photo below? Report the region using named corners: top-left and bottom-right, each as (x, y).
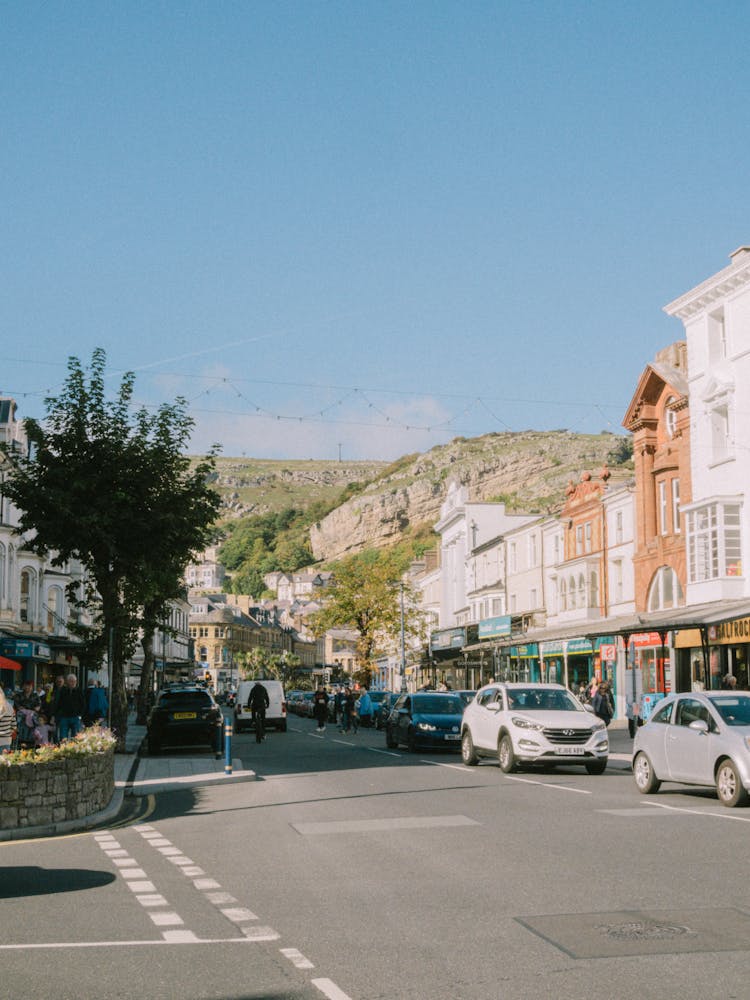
top-left (2, 1), bottom-right (749, 461)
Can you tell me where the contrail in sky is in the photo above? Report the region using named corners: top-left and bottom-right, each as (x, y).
top-left (128, 334), bottom-right (277, 373)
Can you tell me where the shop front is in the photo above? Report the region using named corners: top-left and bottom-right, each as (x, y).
top-left (507, 643), bottom-right (539, 682)
top-left (0, 638), bottom-right (53, 687)
top-left (674, 616), bottom-right (750, 691)
top-left (626, 631), bottom-right (671, 699)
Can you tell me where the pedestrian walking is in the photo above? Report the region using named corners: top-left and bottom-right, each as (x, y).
top-left (53, 674), bottom-right (86, 740)
top-left (592, 680), bottom-right (614, 727)
top-left (87, 680), bottom-right (109, 726)
top-left (357, 688), bottom-right (373, 728)
top-left (312, 686), bottom-right (329, 732)
top-left (0, 688), bottom-right (15, 752)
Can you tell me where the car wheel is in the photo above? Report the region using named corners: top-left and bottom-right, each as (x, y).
top-left (585, 759), bottom-right (607, 775)
top-left (633, 751), bottom-right (661, 794)
top-left (461, 730), bottom-right (478, 766)
top-left (498, 733), bottom-right (517, 773)
top-left (385, 727), bottom-right (399, 749)
top-left (716, 759), bottom-right (748, 808)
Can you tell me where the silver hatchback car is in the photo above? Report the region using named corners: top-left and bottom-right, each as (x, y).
top-left (633, 691), bottom-right (750, 807)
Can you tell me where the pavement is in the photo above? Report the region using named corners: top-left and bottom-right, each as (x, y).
top-left (0, 713), bottom-right (256, 842)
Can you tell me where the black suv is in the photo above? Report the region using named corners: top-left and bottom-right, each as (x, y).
top-left (147, 685), bottom-right (224, 755)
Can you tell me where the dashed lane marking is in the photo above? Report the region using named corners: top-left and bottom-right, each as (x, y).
top-left (221, 907), bottom-right (258, 923)
top-left (365, 747), bottom-right (401, 757)
top-left (0, 936), bottom-right (283, 950)
top-left (419, 760), bottom-right (473, 772)
top-left (280, 947), bottom-right (314, 969)
top-left (312, 978), bottom-right (354, 1000)
top-left (503, 775), bottom-right (591, 795)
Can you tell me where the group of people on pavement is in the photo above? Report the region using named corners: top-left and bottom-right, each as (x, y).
top-left (578, 677), bottom-right (615, 729)
top-left (0, 673), bottom-right (109, 753)
top-left (310, 685), bottom-right (374, 734)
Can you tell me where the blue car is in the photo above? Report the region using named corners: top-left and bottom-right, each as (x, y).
top-left (385, 692), bottom-right (465, 752)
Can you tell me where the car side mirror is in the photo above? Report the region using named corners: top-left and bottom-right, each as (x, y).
top-left (486, 703), bottom-right (501, 712)
top-left (688, 719), bottom-right (709, 733)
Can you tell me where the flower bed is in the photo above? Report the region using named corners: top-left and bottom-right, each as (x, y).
top-left (0, 727), bottom-right (116, 831)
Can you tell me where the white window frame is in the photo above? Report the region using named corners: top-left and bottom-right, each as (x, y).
top-left (659, 480), bottom-right (668, 535)
top-left (672, 479), bottom-right (681, 534)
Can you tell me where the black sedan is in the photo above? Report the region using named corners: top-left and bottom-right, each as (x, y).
top-left (385, 692), bottom-right (465, 752)
top-left (147, 685), bottom-right (224, 755)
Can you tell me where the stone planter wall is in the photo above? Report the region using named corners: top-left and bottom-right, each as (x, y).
top-left (0, 747), bottom-right (114, 830)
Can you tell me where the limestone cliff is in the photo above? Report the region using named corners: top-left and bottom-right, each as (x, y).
top-left (309, 431), bottom-right (631, 562)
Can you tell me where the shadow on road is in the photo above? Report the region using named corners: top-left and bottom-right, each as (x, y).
top-left (0, 866), bottom-right (116, 898)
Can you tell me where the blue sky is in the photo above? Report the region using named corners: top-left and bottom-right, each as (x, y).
top-left (2, 1), bottom-right (749, 460)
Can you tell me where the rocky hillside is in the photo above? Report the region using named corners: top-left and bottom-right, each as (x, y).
top-left (308, 431), bottom-right (632, 562)
top-left (210, 457), bottom-right (389, 520)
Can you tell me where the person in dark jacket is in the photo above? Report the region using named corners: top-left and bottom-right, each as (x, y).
top-left (592, 681), bottom-right (614, 727)
top-left (247, 682), bottom-right (270, 743)
top-left (312, 686), bottom-right (329, 733)
top-left (53, 674), bottom-right (87, 740)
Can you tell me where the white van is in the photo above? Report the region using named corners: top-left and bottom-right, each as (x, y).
top-left (235, 680), bottom-right (287, 733)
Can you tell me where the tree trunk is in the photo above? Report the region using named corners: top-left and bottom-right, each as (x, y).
top-left (109, 625), bottom-right (129, 752)
top-left (137, 630), bottom-right (156, 725)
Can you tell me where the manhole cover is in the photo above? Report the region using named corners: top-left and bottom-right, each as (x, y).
top-left (516, 908), bottom-right (750, 958)
top-left (596, 919), bottom-right (696, 942)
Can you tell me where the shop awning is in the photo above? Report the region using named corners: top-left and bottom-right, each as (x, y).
top-left (0, 655), bottom-right (22, 671)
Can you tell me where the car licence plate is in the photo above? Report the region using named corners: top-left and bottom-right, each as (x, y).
top-left (445, 734), bottom-right (461, 740)
top-left (556, 746), bottom-right (585, 755)
top-left (173, 712), bottom-right (197, 720)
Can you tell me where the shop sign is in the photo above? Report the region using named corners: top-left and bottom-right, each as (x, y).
top-left (510, 643), bottom-right (539, 659)
top-left (599, 643), bottom-right (617, 661)
top-left (567, 638), bottom-right (593, 654)
top-left (541, 642), bottom-right (564, 657)
top-left (629, 632), bottom-right (666, 648)
top-left (709, 617), bottom-right (750, 645)
top-left (430, 627), bottom-right (467, 652)
top-left (0, 639), bottom-right (52, 660)
top-left (478, 615), bottom-right (512, 640)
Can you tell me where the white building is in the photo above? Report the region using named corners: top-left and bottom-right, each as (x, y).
top-left (664, 245), bottom-right (750, 607)
top-left (185, 546), bottom-right (226, 590)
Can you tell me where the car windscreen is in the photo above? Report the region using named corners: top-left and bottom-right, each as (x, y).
top-left (710, 696), bottom-right (750, 726)
top-left (158, 691), bottom-right (213, 710)
top-left (507, 688), bottom-right (582, 712)
top-left (413, 696), bottom-right (464, 714)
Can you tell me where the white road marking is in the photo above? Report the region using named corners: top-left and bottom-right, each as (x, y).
top-left (240, 925), bottom-right (280, 941)
top-left (332, 740), bottom-right (355, 746)
top-left (181, 866), bottom-right (206, 876)
top-left (144, 837), bottom-right (172, 846)
top-left (135, 895), bottom-right (169, 908)
top-left (112, 858), bottom-right (139, 867)
top-left (103, 849), bottom-right (129, 857)
top-left (127, 881), bottom-right (157, 893)
top-left (167, 856), bottom-right (194, 866)
top-left (193, 878), bottom-right (221, 890)
top-left (312, 978), bottom-right (353, 1000)
top-left (205, 891), bottom-right (237, 905)
top-left (221, 907), bottom-right (258, 923)
top-left (366, 748), bottom-right (401, 757)
top-left (150, 912), bottom-right (184, 927)
top-left (133, 824), bottom-right (156, 832)
top-left (162, 930), bottom-right (200, 943)
top-left (504, 775), bottom-right (591, 795)
top-left (641, 800), bottom-right (750, 822)
top-left (280, 947), bottom-right (314, 969)
top-left (158, 846), bottom-right (182, 856)
top-left (0, 936), bottom-right (273, 950)
top-left (420, 760), bottom-right (474, 773)
top-left (120, 868), bottom-right (148, 880)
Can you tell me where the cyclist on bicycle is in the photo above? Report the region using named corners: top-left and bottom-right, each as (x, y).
top-left (247, 681), bottom-right (270, 743)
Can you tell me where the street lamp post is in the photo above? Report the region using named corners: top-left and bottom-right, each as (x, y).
top-left (400, 581), bottom-right (407, 693)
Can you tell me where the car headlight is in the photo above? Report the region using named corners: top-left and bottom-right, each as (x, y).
top-left (591, 721), bottom-right (606, 732)
top-left (416, 722), bottom-right (437, 731)
top-left (511, 717), bottom-right (544, 731)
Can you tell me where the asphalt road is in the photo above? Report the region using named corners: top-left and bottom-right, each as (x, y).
top-left (4, 716), bottom-right (750, 999)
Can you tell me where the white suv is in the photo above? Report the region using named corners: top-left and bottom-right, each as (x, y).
top-left (461, 682), bottom-right (609, 774)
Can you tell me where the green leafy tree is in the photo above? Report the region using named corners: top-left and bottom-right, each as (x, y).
top-left (2, 349), bottom-right (221, 747)
top-left (310, 550), bottom-right (424, 685)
